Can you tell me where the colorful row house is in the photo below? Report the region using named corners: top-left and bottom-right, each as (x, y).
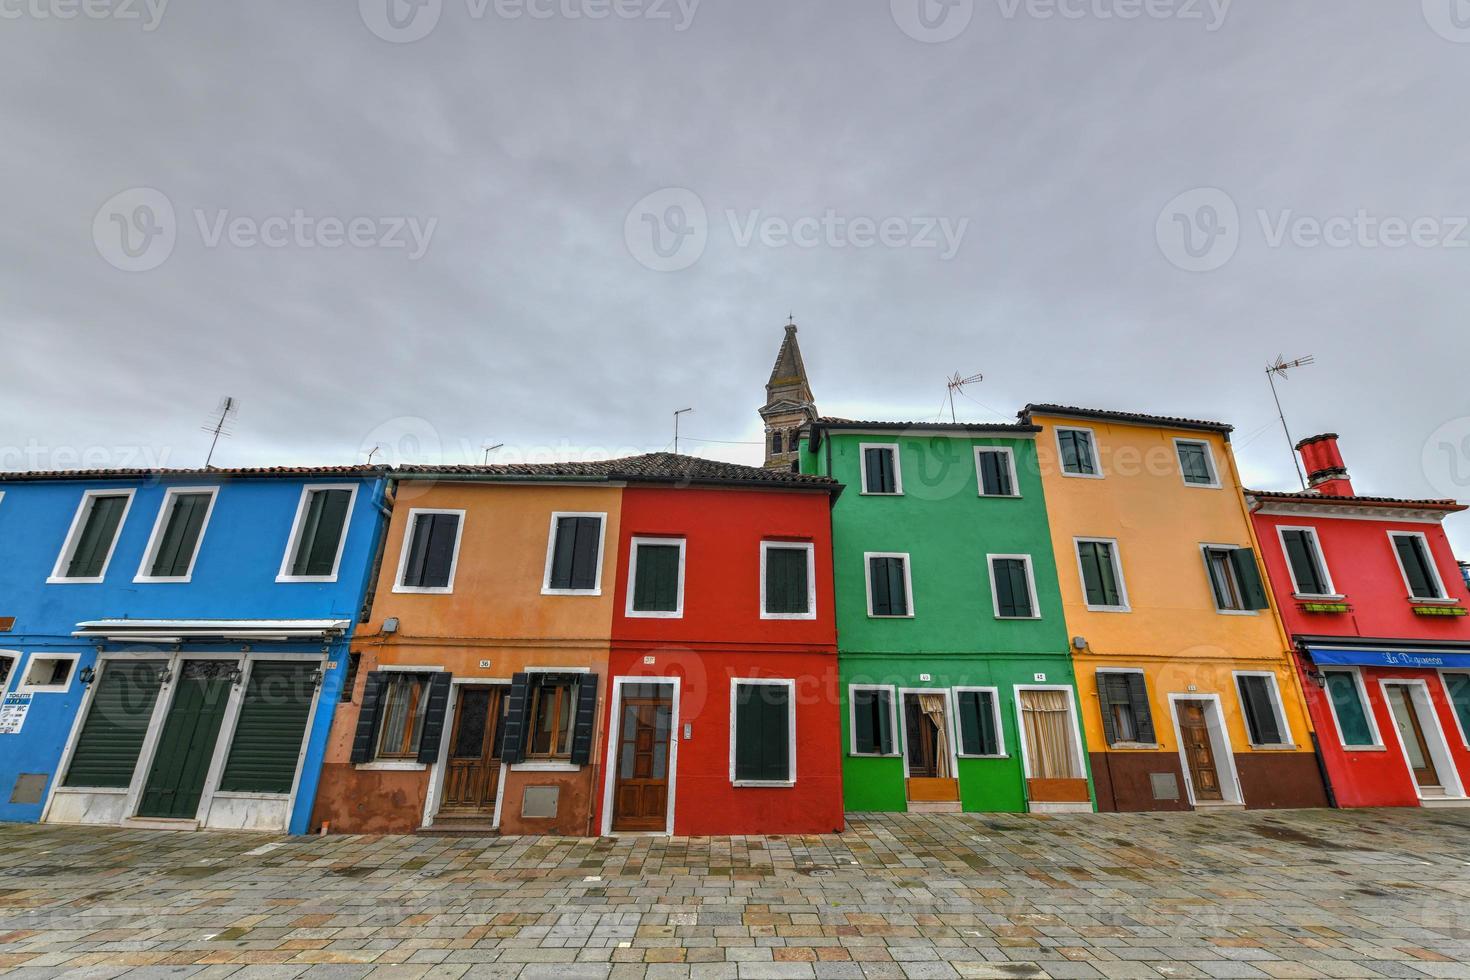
top-left (309, 455), bottom-right (843, 837)
top-left (0, 467), bottom-right (389, 833)
top-left (1249, 434), bottom-right (1470, 808)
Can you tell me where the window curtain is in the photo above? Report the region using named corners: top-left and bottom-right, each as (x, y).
top-left (917, 694), bottom-right (951, 778)
top-left (1020, 689), bottom-right (1076, 779)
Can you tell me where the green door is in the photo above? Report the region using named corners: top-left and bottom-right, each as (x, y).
top-left (137, 660), bottom-right (235, 819)
top-left (64, 660), bottom-right (167, 788)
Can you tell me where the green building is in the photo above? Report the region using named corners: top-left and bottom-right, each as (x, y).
top-left (796, 418), bottom-right (1095, 813)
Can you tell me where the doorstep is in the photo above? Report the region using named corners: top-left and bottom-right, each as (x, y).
top-left (1028, 801), bottom-right (1092, 814)
top-left (122, 817), bottom-right (200, 832)
top-left (907, 800), bottom-right (962, 814)
top-left (1418, 797), bottom-right (1470, 808)
top-left (416, 824), bottom-right (500, 837)
top-left (1191, 801), bottom-right (1246, 812)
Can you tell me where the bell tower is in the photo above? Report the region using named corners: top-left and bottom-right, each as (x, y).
top-left (759, 321), bottom-right (818, 470)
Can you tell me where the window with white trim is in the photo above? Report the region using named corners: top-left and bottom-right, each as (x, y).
top-left (1096, 670), bottom-right (1155, 746)
top-left (627, 537), bottom-right (685, 617)
top-left (861, 444), bottom-right (902, 495)
top-left (849, 685), bottom-right (897, 756)
top-left (136, 488), bottom-right (217, 582)
top-left (1075, 538), bottom-right (1128, 611)
top-left (375, 672), bottom-right (432, 759)
top-left (281, 485), bottom-right (356, 581)
top-left (761, 541), bottom-right (815, 619)
top-left (395, 509), bottom-right (464, 593)
top-left (731, 679), bottom-right (794, 785)
top-left (0, 652), bottom-right (16, 691)
top-left (1202, 545), bottom-right (1270, 612)
top-left (988, 554), bottom-right (1038, 619)
top-left (1443, 673), bottom-right (1470, 746)
top-left (955, 688), bottom-right (1003, 757)
top-left (18, 654), bottom-right (78, 693)
top-left (1056, 427), bottom-right (1099, 477)
top-left (543, 513), bottom-right (606, 595)
top-left (1390, 532), bottom-right (1447, 600)
top-left (1235, 673), bottom-right (1291, 747)
top-left (1322, 669), bottom-right (1379, 748)
top-left (975, 447), bottom-right (1018, 497)
top-left (50, 490), bottom-right (133, 582)
top-left (1175, 439), bottom-right (1220, 487)
top-left (865, 552), bottom-right (913, 618)
top-left (1278, 527), bottom-right (1334, 597)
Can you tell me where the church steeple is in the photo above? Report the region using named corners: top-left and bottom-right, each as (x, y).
top-left (759, 321), bottom-right (818, 470)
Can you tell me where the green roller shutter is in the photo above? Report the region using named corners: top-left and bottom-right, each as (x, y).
top-left (218, 662), bottom-right (318, 794)
top-left (64, 660), bottom-right (166, 788)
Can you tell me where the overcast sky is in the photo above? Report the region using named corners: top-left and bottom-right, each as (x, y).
top-left (3, 1), bottom-right (1469, 553)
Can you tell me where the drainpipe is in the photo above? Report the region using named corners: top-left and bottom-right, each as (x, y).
top-left (358, 478), bottom-right (396, 626)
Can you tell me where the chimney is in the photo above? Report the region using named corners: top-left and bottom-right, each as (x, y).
top-left (1296, 433), bottom-right (1354, 496)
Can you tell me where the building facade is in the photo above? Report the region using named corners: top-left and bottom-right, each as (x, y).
top-left (800, 419), bottom-right (1093, 814)
top-left (1249, 433), bottom-right (1470, 808)
top-left (1021, 405), bottom-right (1328, 812)
top-left (0, 467), bottom-right (388, 833)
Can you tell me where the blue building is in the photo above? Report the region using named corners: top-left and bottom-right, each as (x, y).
top-left (0, 466), bottom-right (389, 833)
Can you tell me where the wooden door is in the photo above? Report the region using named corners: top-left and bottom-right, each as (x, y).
top-left (137, 660), bottom-right (234, 819)
top-left (1175, 701), bottom-right (1223, 802)
top-left (1388, 686), bottom-right (1440, 787)
top-left (439, 685), bottom-right (507, 816)
top-left (612, 684), bottom-right (673, 832)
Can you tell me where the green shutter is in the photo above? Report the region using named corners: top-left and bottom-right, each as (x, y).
top-left (993, 558), bottom-right (1032, 617)
top-left (1394, 535), bottom-right (1440, 599)
top-left (1229, 548), bottom-right (1271, 610)
top-left (66, 494), bottom-right (128, 578)
top-left (1238, 676), bottom-right (1283, 745)
top-left (1324, 671), bottom-right (1375, 746)
top-left (218, 662), bottom-right (318, 794)
top-left (1079, 542), bottom-right (1119, 607)
top-left (1444, 674), bottom-right (1470, 746)
top-left (958, 690), bottom-right (998, 756)
top-left (632, 543), bottom-right (681, 612)
top-left (765, 547), bottom-right (809, 615)
top-left (1179, 443), bottom-right (1212, 484)
top-left (852, 689), bottom-right (877, 753)
top-left (869, 557), bottom-right (908, 616)
top-left (150, 492), bottom-right (211, 578)
top-left (1126, 673), bottom-right (1155, 743)
top-left (1283, 531), bottom-right (1327, 595)
top-left (64, 660), bottom-right (166, 788)
top-left (864, 448), bottom-right (896, 493)
top-left (550, 516), bottom-right (601, 590)
top-left (735, 683), bottom-right (790, 781)
top-left (292, 488), bottom-right (352, 577)
top-left (979, 451), bottom-right (1012, 496)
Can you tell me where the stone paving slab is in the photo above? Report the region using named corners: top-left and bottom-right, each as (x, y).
top-left (2, 809), bottom-right (1470, 978)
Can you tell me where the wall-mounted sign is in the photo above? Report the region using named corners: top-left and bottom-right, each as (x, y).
top-left (479, 660), bottom-right (492, 669)
top-left (0, 617), bottom-right (14, 632)
top-left (1033, 673), bottom-right (1047, 683)
top-left (0, 693), bottom-right (32, 735)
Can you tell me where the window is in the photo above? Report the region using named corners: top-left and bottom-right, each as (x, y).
top-left (1202, 546), bottom-right (1270, 612)
top-left (50, 490), bottom-right (133, 583)
top-left (375, 673), bottom-right (432, 758)
top-left (771, 431), bottom-right (783, 454)
top-left (988, 555), bottom-right (1038, 619)
top-left (849, 686), bottom-right (897, 755)
top-left (501, 672), bottom-right (597, 766)
top-left (1390, 532), bottom-right (1447, 600)
top-left (394, 509), bottom-right (464, 593)
top-left (1323, 669), bottom-right (1379, 748)
top-left (1278, 527), bottom-right (1334, 597)
top-left (136, 488), bottom-right (217, 582)
top-left (975, 447), bottom-right (1017, 497)
top-left (280, 485), bottom-right (356, 581)
top-left (0, 652), bottom-right (15, 690)
top-left (1444, 673), bottom-right (1470, 746)
top-left (955, 688), bottom-right (1003, 756)
top-left (861, 444), bottom-right (901, 495)
top-left (526, 676), bottom-right (579, 759)
top-left (1235, 673), bottom-right (1291, 747)
top-left (1076, 538), bottom-right (1128, 611)
top-left (865, 553), bottom-right (913, 618)
top-left (731, 679), bottom-right (794, 784)
top-left (18, 654), bottom-right (78, 693)
top-left (543, 513), bottom-right (606, 594)
top-left (1175, 439), bottom-right (1220, 488)
top-left (761, 541), bottom-right (815, 619)
top-left (627, 537), bottom-right (685, 618)
top-left (1096, 670), bottom-right (1155, 746)
top-left (1056, 427), bottom-right (1099, 477)
top-left (340, 652), bottom-right (361, 703)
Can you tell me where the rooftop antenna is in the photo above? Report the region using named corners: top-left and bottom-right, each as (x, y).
top-left (482, 443), bottom-right (504, 464)
top-left (365, 445), bottom-right (381, 464)
top-left (1266, 354), bottom-right (1315, 489)
top-left (201, 396), bottom-right (238, 468)
top-left (945, 372), bottom-right (984, 424)
top-left (673, 407), bottom-right (693, 454)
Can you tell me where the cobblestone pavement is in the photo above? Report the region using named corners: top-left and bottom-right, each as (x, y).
top-left (3, 809), bottom-right (1470, 979)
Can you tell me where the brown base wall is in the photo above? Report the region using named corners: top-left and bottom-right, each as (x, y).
top-left (498, 769), bottom-right (595, 837)
top-left (1235, 751), bottom-right (1330, 810)
top-left (1089, 752), bottom-right (1192, 812)
top-left (311, 764), bottom-right (429, 836)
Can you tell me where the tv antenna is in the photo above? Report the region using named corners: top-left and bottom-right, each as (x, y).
top-left (945, 372), bottom-right (984, 423)
top-left (201, 396), bottom-right (238, 468)
top-left (482, 443), bottom-right (504, 464)
top-left (673, 408), bottom-right (693, 454)
top-left (1265, 354), bottom-right (1315, 489)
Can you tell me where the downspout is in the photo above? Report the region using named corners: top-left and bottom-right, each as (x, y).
top-left (358, 478), bottom-right (396, 626)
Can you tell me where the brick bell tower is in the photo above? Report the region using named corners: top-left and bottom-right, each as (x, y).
top-left (760, 321), bottom-right (818, 470)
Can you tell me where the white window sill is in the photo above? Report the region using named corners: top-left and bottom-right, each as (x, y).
top-left (212, 791), bottom-right (290, 800)
top-left (1107, 742), bottom-right (1161, 751)
top-left (957, 754), bottom-right (1009, 760)
top-left (132, 577), bottom-right (193, 585)
top-left (732, 780), bottom-right (795, 788)
top-left (1182, 481), bottom-right (1222, 490)
top-left (354, 760), bottom-right (426, 772)
top-left (761, 612), bottom-right (817, 621)
top-left (848, 752), bottom-right (900, 759)
top-left (392, 585), bottom-right (454, 595)
top-left (978, 493), bottom-right (1022, 499)
top-left (277, 575), bottom-right (341, 584)
top-left (1084, 605), bottom-right (1131, 614)
top-left (46, 577), bottom-right (104, 585)
top-left (51, 785), bottom-right (127, 795)
top-left (1294, 592), bottom-right (1346, 602)
top-left (1342, 744), bottom-right (1386, 752)
top-left (868, 614), bottom-right (915, 620)
top-left (17, 685), bottom-right (72, 695)
top-left (512, 761), bottom-right (578, 772)
top-left (1246, 743), bottom-right (1298, 752)
top-left (859, 492), bottom-right (904, 497)
top-left (1408, 597), bottom-right (1460, 606)
top-left (1060, 470), bottom-right (1104, 480)
top-left (626, 610), bottom-right (684, 619)
top-left (995, 615), bottom-right (1041, 621)
top-left (1213, 609), bottom-right (1260, 617)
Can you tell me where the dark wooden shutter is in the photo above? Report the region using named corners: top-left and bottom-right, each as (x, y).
top-left (1079, 542), bottom-right (1118, 606)
top-left (349, 671), bottom-right (388, 763)
top-left (1095, 671), bottom-right (1122, 746)
top-left (64, 660), bottom-right (166, 788)
top-left (766, 547), bottom-right (809, 615)
top-left (1394, 535), bottom-right (1438, 598)
top-left (870, 557), bottom-right (906, 616)
top-left (633, 544), bottom-right (680, 612)
top-left (979, 451), bottom-right (1011, 496)
top-left (68, 494), bottom-right (127, 577)
top-left (1238, 676), bottom-right (1282, 744)
top-left (401, 514), bottom-right (433, 587)
top-left (421, 514), bottom-right (459, 588)
top-left (294, 488), bottom-right (352, 577)
top-left (415, 672), bottom-right (454, 764)
top-left (853, 689), bottom-right (877, 753)
top-left (569, 673), bottom-right (598, 765)
top-left (957, 691), bottom-right (981, 755)
top-left (876, 690), bottom-right (894, 754)
top-left (1229, 548), bottom-right (1270, 610)
top-left (1126, 673), bottom-right (1155, 743)
top-left (863, 447), bottom-right (896, 493)
top-left (570, 517), bottom-right (601, 590)
top-left (1282, 531), bottom-right (1326, 595)
top-left (151, 492), bottom-right (210, 577)
top-left (499, 672), bottom-right (532, 764)
top-left (218, 662), bottom-right (317, 793)
top-left (994, 559), bottom-right (1031, 617)
top-left (734, 684), bottom-right (790, 782)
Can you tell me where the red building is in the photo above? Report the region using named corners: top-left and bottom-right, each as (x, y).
top-left (1249, 434), bottom-right (1470, 808)
top-left (593, 472), bottom-right (845, 836)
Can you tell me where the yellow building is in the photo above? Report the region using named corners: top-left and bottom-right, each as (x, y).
top-left (1020, 405), bottom-right (1327, 812)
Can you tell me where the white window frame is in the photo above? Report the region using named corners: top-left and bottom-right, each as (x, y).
top-left (1319, 666), bottom-right (1384, 751)
top-left (1012, 683), bottom-right (1088, 781)
top-left (1055, 426), bottom-right (1102, 479)
top-left (276, 483), bottom-right (360, 583)
top-left (729, 677), bottom-right (797, 788)
top-left (0, 650), bottom-right (20, 694)
top-left (541, 511), bottom-right (608, 596)
top-left (847, 683), bottom-right (899, 757)
top-left (759, 541), bottom-right (817, 620)
top-left (1387, 530), bottom-right (1450, 602)
top-left (1275, 525), bottom-right (1339, 599)
top-left (858, 442), bottom-right (903, 496)
top-left (1437, 670), bottom-right (1470, 749)
top-left (953, 686), bottom-right (1006, 759)
top-left (1231, 670), bottom-right (1295, 749)
top-left (1095, 667), bottom-right (1159, 749)
top-left (863, 551), bottom-right (915, 619)
top-left (1074, 536), bottom-right (1130, 612)
top-left (1173, 438), bottom-right (1222, 489)
top-left (974, 446), bottom-right (1020, 498)
top-left (1199, 543), bottom-right (1258, 616)
top-left (392, 508), bottom-right (466, 595)
top-left (625, 536), bottom-right (687, 619)
top-left (16, 652), bottom-right (81, 694)
top-left (133, 486), bottom-right (220, 584)
top-left (48, 488), bottom-right (136, 584)
top-left (986, 553), bottom-right (1040, 620)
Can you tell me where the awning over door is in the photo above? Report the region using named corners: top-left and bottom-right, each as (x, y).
top-left (1306, 645), bottom-right (1470, 670)
top-left (74, 619), bottom-right (350, 643)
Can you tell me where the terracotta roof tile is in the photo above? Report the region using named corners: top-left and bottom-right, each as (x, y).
top-left (1019, 403), bottom-right (1233, 433)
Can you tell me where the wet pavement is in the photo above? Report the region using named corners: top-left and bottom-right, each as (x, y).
top-left (2, 808), bottom-right (1470, 978)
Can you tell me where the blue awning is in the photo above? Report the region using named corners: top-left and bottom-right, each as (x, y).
top-left (1307, 645), bottom-right (1470, 670)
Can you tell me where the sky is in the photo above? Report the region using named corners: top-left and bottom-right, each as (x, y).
top-left (2, 1), bottom-right (1468, 553)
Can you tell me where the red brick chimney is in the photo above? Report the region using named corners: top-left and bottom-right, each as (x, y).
top-left (1296, 433), bottom-right (1355, 496)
